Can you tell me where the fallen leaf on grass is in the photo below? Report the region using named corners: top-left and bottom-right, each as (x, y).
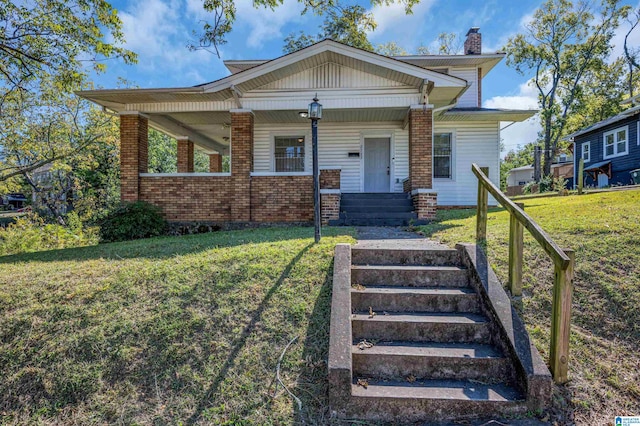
top-left (357, 378), bottom-right (368, 389)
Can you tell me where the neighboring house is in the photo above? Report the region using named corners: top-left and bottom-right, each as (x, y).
top-left (568, 96), bottom-right (640, 188)
top-left (506, 155), bottom-right (574, 196)
top-left (30, 163), bottom-right (72, 214)
top-left (78, 31), bottom-right (534, 224)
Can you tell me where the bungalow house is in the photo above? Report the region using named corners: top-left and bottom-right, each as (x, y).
top-left (568, 95), bottom-right (640, 188)
top-left (78, 30), bottom-right (535, 225)
top-left (506, 154), bottom-right (574, 196)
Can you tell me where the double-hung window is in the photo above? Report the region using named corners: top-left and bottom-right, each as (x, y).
top-left (434, 133), bottom-right (453, 179)
top-left (274, 136), bottom-right (305, 172)
top-left (581, 142), bottom-right (590, 163)
top-left (603, 126), bottom-right (628, 159)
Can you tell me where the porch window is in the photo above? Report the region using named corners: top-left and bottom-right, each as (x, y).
top-left (581, 142), bottom-right (590, 163)
top-left (274, 136), bottom-right (305, 172)
top-left (434, 133), bottom-right (452, 179)
top-left (603, 126), bottom-right (628, 159)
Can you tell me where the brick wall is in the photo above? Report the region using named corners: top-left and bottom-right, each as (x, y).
top-left (320, 169), bottom-right (340, 189)
top-left (411, 191), bottom-right (437, 220)
top-left (209, 154), bottom-right (222, 172)
top-left (321, 193), bottom-right (340, 225)
top-left (402, 178), bottom-right (411, 193)
top-left (140, 176), bottom-right (233, 221)
top-left (464, 28), bottom-right (482, 55)
top-left (231, 112), bottom-right (254, 221)
top-left (250, 176), bottom-right (313, 222)
top-left (120, 114), bottom-right (148, 202)
top-left (408, 107), bottom-right (433, 191)
top-left (177, 139), bottom-right (194, 173)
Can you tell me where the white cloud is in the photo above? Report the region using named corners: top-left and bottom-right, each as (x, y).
top-left (609, 2), bottom-right (640, 61)
top-left (234, 0), bottom-right (306, 49)
top-left (484, 81), bottom-right (541, 155)
top-left (367, 0), bottom-right (437, 44)
top-left (115, 0), bottom-right (228, 86)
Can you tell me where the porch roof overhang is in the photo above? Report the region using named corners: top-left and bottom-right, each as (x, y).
top-left (436, 107), bottom-right (537, 122)
top-left (77, 39), bottom-right (475, 155)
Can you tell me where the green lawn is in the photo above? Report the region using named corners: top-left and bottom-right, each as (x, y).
top-left (0, 227), bottom-right (355, 425)
top-left (419, 189), bottom-right (640, 424)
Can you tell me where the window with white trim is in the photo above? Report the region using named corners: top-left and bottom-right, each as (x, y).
top-left (581, 141), bottom-right (590, 163)
top-left (603, 126), bottom-right (628, 159)
top-left (434, 133), bottom-right (452, 179)
top-left (274, 136), bottom-right (305, 172)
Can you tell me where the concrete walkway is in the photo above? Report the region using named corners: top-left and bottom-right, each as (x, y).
top-left (355, 226), bottom-right (450, 250)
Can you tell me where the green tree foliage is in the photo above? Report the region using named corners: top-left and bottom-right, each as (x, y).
top-left (148, 130), bottom-right (178, 174)
top-left (189, 0), bottom-right (420, 55)
top-left (376, 41), bottom-right (408, 56)
top-left (0, 0), bottom-right (136, 100)
top-left (436, 32), bottom-right (462, 54)
top-left (505, 0), bottom-right (630, 178)
top-left (283, 5), bottom-right (377, 53)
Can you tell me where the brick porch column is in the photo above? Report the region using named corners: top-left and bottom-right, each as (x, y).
top-left (230, 109), bottom-right (254, 221)
top-left (209, 153), bottom-right (222, 172)
top-left (119, 112), bottom-right (148, 202)
top-left (408, 105), bottom-right (437, 219)
top-left (177, 138), bottom-right (194, 173)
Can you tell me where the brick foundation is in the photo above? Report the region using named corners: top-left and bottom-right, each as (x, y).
top-left (320, 169), bottom-right (340, 189)
top-left (177, 139), bottom-right (194, 173)
top-left (411, 191), bottom-right (438, 220)
top-left (408, 107), bottom-right (433, 191)
top-left (140, 176), bottom-right (232, 221)
top-left (321, 193), bottom-right (340, 225)
top-left (209, 154), bottom-right (222, 172)
top-left (120, 113), bottom-right (148, 201)
top-left (402, 178), bottom-right (411, 193)
top-left (250, 176), bottom-right (313, 222)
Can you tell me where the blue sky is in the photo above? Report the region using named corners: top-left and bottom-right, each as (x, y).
top-left (94, 0), bottom-right (640, 154)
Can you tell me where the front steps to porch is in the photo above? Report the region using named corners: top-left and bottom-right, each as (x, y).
top-left (329, 241), bottom-right (551, 423)
top-left (328, 193), bottom-right (427, 227)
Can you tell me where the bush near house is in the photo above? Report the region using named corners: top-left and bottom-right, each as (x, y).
top-left (418, 189), bottom-right (640, 424)
top-left (0, 227), bottom-right (355, 425)
top-left (99, 201), bottom-right (167, 242)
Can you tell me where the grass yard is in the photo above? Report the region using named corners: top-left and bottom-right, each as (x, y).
top-left (419, 189), bottom-right (640, 424)
top-left (0, 227), bottom-right (355, 425)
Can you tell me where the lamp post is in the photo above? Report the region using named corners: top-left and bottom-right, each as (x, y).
top-left (307, 95), bottom-right (322, 243)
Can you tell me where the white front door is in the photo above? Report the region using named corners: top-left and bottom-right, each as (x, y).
top-left (364, 137), bottom-right (390, 192)
top-left (597, 173), bottom-right (609, 188)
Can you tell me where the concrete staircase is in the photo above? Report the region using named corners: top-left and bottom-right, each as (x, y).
top-left (329, 242), bottom-right (551, 423)
top-left (328, 193), bottom-right (427, 226)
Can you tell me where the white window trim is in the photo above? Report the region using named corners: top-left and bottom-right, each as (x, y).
top-left (269, 131), bottom-right (311, 173)
top-left (581, 141), bottom-right (591, 163)
top-left (602, 125), bottom-right (629, 160)
top-left (433, 130), bottom-right (456, 181)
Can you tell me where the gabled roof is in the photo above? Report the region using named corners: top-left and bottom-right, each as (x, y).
top-left (207, 39), bottom-right (468, 94)
top-left (566, 105), bottom-right (640, 140)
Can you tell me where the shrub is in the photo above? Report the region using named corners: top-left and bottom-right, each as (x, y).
top-left (99, 201), bottom-right (167, 242)
top-left (538, 175), bottom-right (554, 193)
top-left (0, 213), bottom-right (98, 256)
top-left (522, 181), bottom-right (537, 194)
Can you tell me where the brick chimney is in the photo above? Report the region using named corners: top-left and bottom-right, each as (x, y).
top-left (464, 27), bottom-right (481, 55)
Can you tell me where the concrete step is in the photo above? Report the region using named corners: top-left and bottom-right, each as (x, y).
top-left (351, 265), bottom-right (469, 287)
top-left (339, 211), bottom-right (417, 220)
top-left (341, 193), bottom-right (411, 200)
top-left (351, 286), bottom-right (479, 313)
top-left (352, 341), bottom-right (509, 382)
top-left (339, 218), bottom-right (419, 227)
top-left (351, 247), bottom-right (460, 266)
top-left (348, 379), bottom-right (526, 422)
top-left (341, 205), bottom-right (414, 213)
top-left (340, 199), bottom-right (414, 208)
top-left (351, 312), bottom-right (491, 343)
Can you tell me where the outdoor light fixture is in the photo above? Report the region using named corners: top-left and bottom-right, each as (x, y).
top-left (306, 94), bottom-right (322, 243)
top-left (298, 111), bottom-right (309, 118)
top-left (308, 96), bottom-right (323, 120)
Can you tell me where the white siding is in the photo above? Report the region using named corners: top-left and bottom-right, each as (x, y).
top-left (448, 68), bottom-right (478, 108)
top-left (253, 122), bottom-right (408, 193)
top-left (433, 121), bottom-right (500, 206)
top-left (258, 62), bottom-right (410, 90)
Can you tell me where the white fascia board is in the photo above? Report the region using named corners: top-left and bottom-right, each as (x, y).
top-left (203, 40), bottom-right (467, 94)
